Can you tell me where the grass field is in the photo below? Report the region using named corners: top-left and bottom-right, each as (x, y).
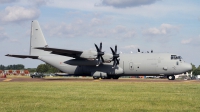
top-left (0, 81), bottom-right (200, 112)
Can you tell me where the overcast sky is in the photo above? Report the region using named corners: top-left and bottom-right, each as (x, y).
top-left (0, 0), bottom-right (200, 68)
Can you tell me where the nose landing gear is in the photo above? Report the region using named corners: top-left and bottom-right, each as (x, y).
top-left (167, 75), bottom-right (175, 80)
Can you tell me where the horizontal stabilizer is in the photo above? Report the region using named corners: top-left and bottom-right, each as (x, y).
top-left (5, 54), bottom-right (38, 59)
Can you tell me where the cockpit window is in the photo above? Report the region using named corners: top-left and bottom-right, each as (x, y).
top-left (177, 56), bottom-right (182, 59)
top-left (171, 55), bottom-right (182, 60)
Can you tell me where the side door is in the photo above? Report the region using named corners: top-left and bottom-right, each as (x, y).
top-left (129, 62), bottom-right (134, 70)
top-left (123, 60), bottom-right (135, 74)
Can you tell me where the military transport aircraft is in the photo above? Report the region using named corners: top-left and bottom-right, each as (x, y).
top-left (6, 20), bottom-right (192, 80)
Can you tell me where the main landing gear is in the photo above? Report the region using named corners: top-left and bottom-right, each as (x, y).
top-left (93, 76), bottom-right (119, 80)
top-left (167, 75), bottom-right (175, 80)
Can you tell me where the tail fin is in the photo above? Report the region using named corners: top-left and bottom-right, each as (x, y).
top-left (29, 20), bottom-right (50, 56)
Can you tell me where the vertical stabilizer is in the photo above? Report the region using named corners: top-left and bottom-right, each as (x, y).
top-left (30, 20), bottom-right (50, 56)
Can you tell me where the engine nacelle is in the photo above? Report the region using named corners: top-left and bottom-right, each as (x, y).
top-left (79, 50), bottom-right (97, 59)
top-left (79, 50), bottom-right (113, 63)
top-left (102, 54), bottom-right (113, 62)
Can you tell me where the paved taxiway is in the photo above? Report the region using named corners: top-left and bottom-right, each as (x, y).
top-left (0, 78), bottom-right (200, 83)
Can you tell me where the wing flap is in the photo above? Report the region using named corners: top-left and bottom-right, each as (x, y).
top-left (5, 54), bottom-right (38, 59)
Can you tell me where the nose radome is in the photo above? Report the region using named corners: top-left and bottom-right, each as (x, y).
top-left (186, 63), bottom-right (192, 71)
top-left (189, 64), bottom-right (192, 70)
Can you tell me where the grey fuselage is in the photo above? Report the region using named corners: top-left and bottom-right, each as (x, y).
top-left (39, 53), bottom-right (191, 76)
top-left (6, 20), bottom-right (192, 78)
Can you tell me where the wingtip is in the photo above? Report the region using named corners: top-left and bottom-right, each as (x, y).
top-left (5, 54), bottom-right (11, 56)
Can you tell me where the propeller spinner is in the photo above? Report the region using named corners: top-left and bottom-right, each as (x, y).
top-left (94, 42), bottom-right (104, 66)
top-left (110, 45), bottom-right (120, 68)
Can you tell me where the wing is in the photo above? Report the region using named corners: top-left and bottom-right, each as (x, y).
top-left (5, 54), bottom-right (38, 59)
top-left (35, 47), bottom-right (83, 58)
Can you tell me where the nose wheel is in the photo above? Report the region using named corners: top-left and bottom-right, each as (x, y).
top-left (167, 75), bottom-right (175, 80)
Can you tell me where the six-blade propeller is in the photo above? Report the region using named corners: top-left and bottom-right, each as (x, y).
top-left (94, 42), bottom-right (104, 66)
top-left (110, 45), bottom-right (120, 68)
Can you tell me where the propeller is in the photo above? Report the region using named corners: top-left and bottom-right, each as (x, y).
top-left (94, 42), bottom-right (104, 66)
top-left (151, 50), bottom-right (153, 53)
top-left (110, 45), bottom-right (120, 68)
top-left (138, 48), bottom-right (140, 53)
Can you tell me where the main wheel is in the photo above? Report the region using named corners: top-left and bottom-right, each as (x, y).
top-left (167, 75), bottom-right (175, 80)
top-left (101, 76), bottom-right (107, 79)
top-left (93, 76), bottom-right (99, 79)
top-left (112, 76), bottom-right (119, 79)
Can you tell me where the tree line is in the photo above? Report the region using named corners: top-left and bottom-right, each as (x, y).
top-left (0, 64), bottom-right (59, 73)
top-left (189, 64), bottom-right (200, 76)
top-left (36, 64), bottom-right (60, 73)
top-left (0, 64), bottom-right (25, 70)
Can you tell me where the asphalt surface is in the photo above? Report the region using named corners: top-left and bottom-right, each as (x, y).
top-left (0, 77), bottom-right (200, 83)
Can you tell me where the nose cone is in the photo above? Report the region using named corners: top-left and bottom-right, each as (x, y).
top-left (185, 63), bottom-right (192, 71)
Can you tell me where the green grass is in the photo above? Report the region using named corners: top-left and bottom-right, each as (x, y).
top-left (0, 81), bottom-right (200, 112)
